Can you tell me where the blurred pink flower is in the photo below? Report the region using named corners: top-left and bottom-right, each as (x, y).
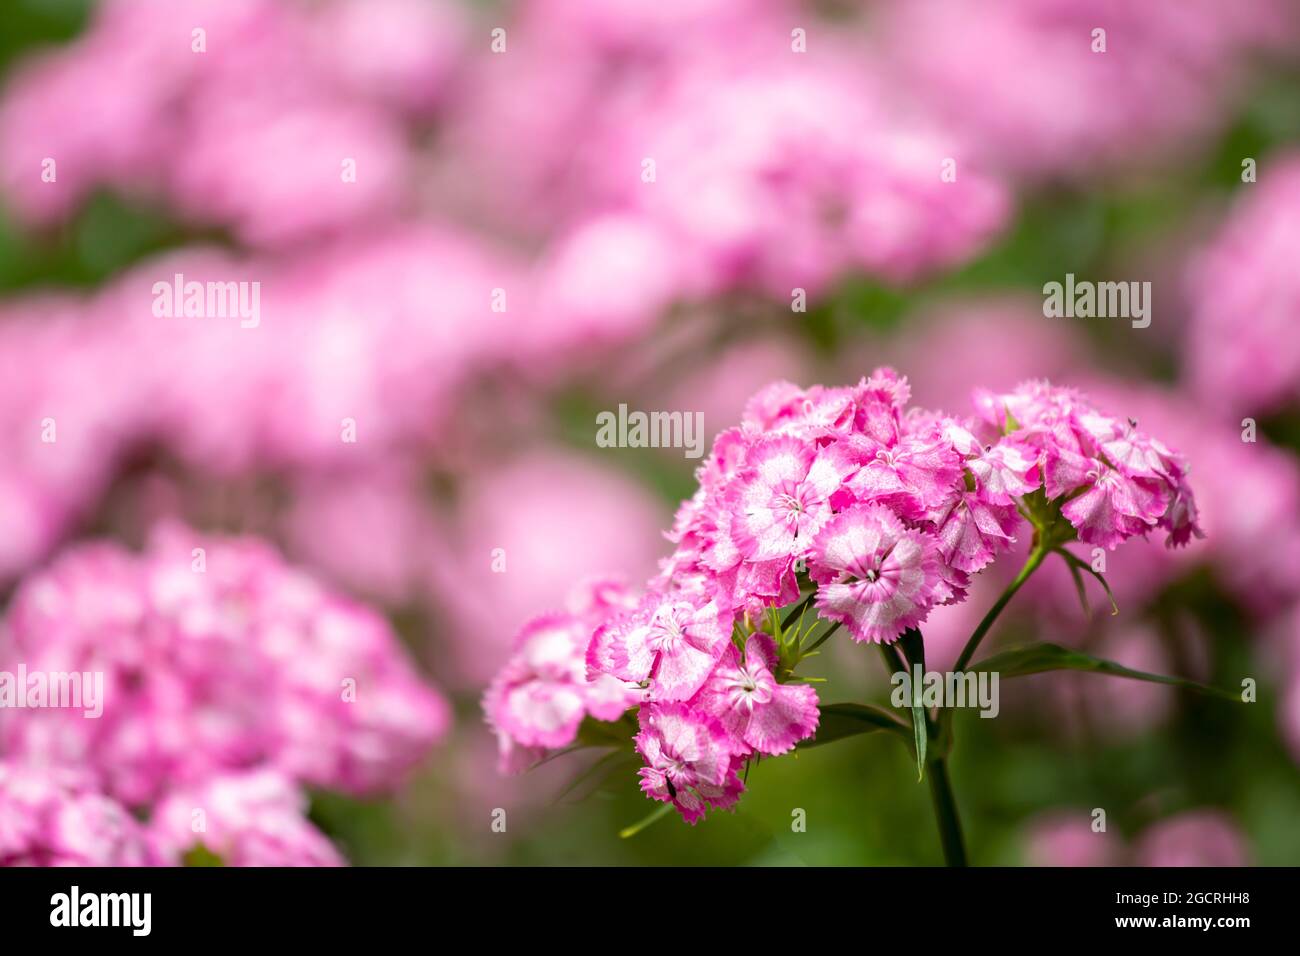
top-left (0, 296), bottom-right (149, 580)
top-left (310, 0), bottom-right (468, 115)
top-left (525, 213), bottom-right (688, 353)
top-left (446, 5), bottom-right (1008, 298)
top-left (874, 0), bottom-right (1295, 177)
top-left (0, 0), bottom-right (468, 244)
top-left (1022, 811), bottom-right (1123, 867)
top-left (167, 96), bottom-right (410, 247)
top-left (1134, 811), bottom-right (1249, 867)
top-left (428, 451), bottom-right (668, 685)
top-left (281, 467), bottom-right (437, 605)
top-left (1026, 808), bottom-right (1249, 867)
top-left (103, 227), bottom-right (517, 471)
top-left (597, 50), bottom-right (1009, 297)
top-left (0, 525), bottom-right (449, 806)
top-left (485, 605), bottom-right (640, 773)
top-left (0, 762), bottom-right (158, 866)
top-left (1186, 153), bottom-right (1300, 417)
top-left (150, 770), bottom-right (344, 867)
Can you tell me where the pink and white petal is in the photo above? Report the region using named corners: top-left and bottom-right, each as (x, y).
top-left (651, 639), bottom-right (726, 702)
top-left (501, 682), bottom-right (586, 749)
top-left (744, 683), bottom-right (820, 755)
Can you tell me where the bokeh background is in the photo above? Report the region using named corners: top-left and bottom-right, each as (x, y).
top-left (1, 0), bottom-right (1299, 865)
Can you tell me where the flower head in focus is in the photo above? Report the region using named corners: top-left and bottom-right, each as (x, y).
top-left (492, 371), bottom-right (1204, 827)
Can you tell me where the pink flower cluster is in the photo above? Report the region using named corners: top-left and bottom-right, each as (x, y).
top-left (0, 0), bottom-right (1011, 591)
top-left (971, 381), bottom-right (1202, 550)
top-left (483, 579), bottom-right (643, 774)
top-left (0, 0), bottom-right (467, 242)
top-left (0, 229), bottom-right (528, 583)
top-left (0, 524), bottom-right (448, 863)
top-left (1024, 808), bottom-right (1248, 867)
top-left (488, 372), bottom-right (1202, 823)
top-left (150, 770), bottom-right (344, 867)
top-left (0, 762), bottom-right (344, 867)
top-left (0, 763), bottom-right (158, 866)
top-left (875, 0), bottom-right (1296, 178)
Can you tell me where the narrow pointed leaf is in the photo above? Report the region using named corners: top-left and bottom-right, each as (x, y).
top-left (971, 642), bottom-right (1240, 701)
top-left (1065, 560), bottom-right (1090, 616)
top-left (910, 702), bottom-right (927, 781)
top-left (899, 629), bottom-right (927, 781)
top-left (1056, 549), bottom-right (1118, 615)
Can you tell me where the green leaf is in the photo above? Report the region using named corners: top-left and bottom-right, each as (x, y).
top-left (1065, 559), bottom-right (1090, 616)
top-left (800, 702), bottom-right (909, 749)
top-left (971, 642), bottom-right (1240, 701)
top-left (910, 703), bottom-right (927, 781)
top-left (1055, 548), bottom-right (1118, 615)
top-left (898, 629), bottom-right (928, 781)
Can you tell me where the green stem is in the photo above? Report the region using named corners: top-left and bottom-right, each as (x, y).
top-left (952, 544), bottom-right (1049, 673)
top-left (924, 541), bottom-right (1051, 866)
top-left (926, 757), bottom-right (967, 867)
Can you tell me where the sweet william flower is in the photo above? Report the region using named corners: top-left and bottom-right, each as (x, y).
top-left (586, 593), bottom-right (733, 702)
top-left (634, 703), bottom-right (744, 825)
top-left (844, 432), bottom-right (963, 521)
top-left (691, 633), bottom-right (819, 756)
top-left (728, 435), bottom-right (852, 561)
top-left (810, 503), bottom-right (944, 643)
top-left (485, 611), bottom-right (639, 773)
top-left (1059, 460), bottom-right (1168, 550)
top-left (977, 382), bottom-right (1203, 549)
top-left (944, 423), bottom-right (1041, 505)
top-left (928, 488), bottom-right (1020, 573)
top-left (496, 371), bottom-right (1204, 834)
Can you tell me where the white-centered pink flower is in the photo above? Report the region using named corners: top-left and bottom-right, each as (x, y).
top-left (811, 503), bottom-right (944, 643)
top-left (634, 703), bottom-right (744, 825)
top-left (692, 633), bottom-right (819, 756)
top-left (587, 594), bottom-right (733, 702)
top-left (729, 435), bottom-right (852, 561)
